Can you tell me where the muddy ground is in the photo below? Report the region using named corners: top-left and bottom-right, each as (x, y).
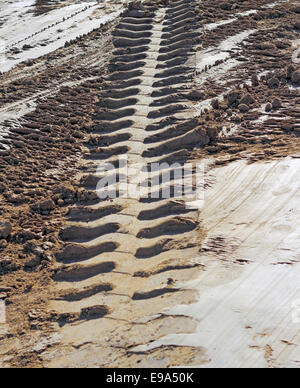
top-left (0, 0), bottom-right (299, 368)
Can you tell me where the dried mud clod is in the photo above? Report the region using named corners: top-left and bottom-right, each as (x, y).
top-left (190, 0), bottom-right (300, 164)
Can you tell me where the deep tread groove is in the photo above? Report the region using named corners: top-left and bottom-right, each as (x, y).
top-left (137, 217), bottom-right (198, 239)
top-left (56, 242), bottom-right (119, 263)
top-left (132, 288), bottom-right (179, 300)
top-left (59, 223), bottom-right (120, 243)
top-left (53, 262), bottom-right (116, 282)
top-left (56, 284), bottom-right (113, 302)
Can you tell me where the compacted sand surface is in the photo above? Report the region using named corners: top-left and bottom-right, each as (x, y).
top-left (0, 0), bottom-right (299, 368)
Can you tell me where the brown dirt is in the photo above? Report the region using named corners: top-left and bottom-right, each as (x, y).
top-left (0, 0), bottom-right (299, 368)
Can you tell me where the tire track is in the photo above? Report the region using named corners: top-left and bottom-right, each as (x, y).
top-left (49, 0), bottom-right (208, 364)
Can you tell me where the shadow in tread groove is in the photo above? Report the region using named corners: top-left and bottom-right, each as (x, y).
top-left (97, 98), bottom-right (138, 110)
top-left (117, 22), bottom-right (153, 32)
top-left (86, 133), bottom-right (132, 148)
top-left (56, 284), bottom-right (113, 302)
top-left (121, 17), bottom-right (153, 25)
top-left (157, 48), bottom-right (191, 62)
top-left (113, 38), bottom-right (151, 49)
top-left (108, 61), bottom-right (146, 72)
top-left (53, 262), bottom-right (116, 282)
top-left (145, 117), bottom-right (177, 131)
top-left (56, 242), bottom-right (119, 264)
top-left (132, 288), bottom-right (179, 300)
top-left (59, 223), bottom-right (120, 243)
top-left (149, 94), bottom-right (183, 107)
top-left (94, 109), bottom-right (136, 122)
top-left (164, 11), bottom-right (195, 26)
top-left (144, 118), bottom-right (199, 143)
top-left (113, 30), bottom-right (152, 39)
top-left (135, 238), bottom-right (197, 259)
top-left (152, 75), bottom-right (190, 88)
top-left (92, 120), bottom-right (133, 134)
top-left (138, 200), bottom-right (192, 220)
top-left (107, 70), bottom-right (143, 82)
top-left (137, 217), bottom-right (198, 239)
top-left (84, 146), bottom-right (129, 160)
top-left (67, 205), bottom-right (123, 223)
top-left (147, 105), bottom-right (185, 119)
top-left (100, 89), bottom-right (140, 100)
top-left (58, 305), bottom-right (109, 327)
top-left (113, 46), bottom-right (149, 56)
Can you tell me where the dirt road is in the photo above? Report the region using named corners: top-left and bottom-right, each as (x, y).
top-left (0, 0), bottom-right (299, 368)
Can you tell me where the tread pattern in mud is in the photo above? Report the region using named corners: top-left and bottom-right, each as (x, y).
top-left (52, 0), bottom-right (203, 330)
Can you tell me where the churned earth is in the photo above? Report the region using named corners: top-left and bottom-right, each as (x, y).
top-left (0, 0), bottom-right (299, 368)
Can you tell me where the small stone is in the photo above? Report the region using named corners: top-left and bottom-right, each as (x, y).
top-left (211, 99), bottom-right (219, 109)
top-left (23, 44), bottom-right (33, 50)
top-left (0, 287), bottom-right (11, 293)
top-left (272, 99), bottom-right (282, 109)
top-left (0, 239), bottom-right (7, 249)
top-left (32, 199), bottom-right (55, 213)
top-left (287, 65), bottom-right (295, 79)
top-left (23, 241), bottom-right (38, 254)
top-left (251, 74), bottom-right (259, 87)
top-left (293, 6), bottom-right (300, 13)
top-left (0, 258), bottom-right (12, 271)
top-left (73, 131), bottom-right (83, 139)
top-left (188, 90), bottom-right (205, 100)
top-left (25, 256), bottom-right (41, 268)
top-left (240, 94), bottom-right (255, 105)
top-left (227, 91), bottom-right (240, 105)
top-left (265, 103), bottom-right (272, 112)
top-left (291, 71), bottom-right (300, 84)
top-left (0, 222), bottom-right (12, 239)
top-left (53, 184), bottom-right (76, 202)
top-left (238, 104), bottom-right (249, 113)
top-left (267, 77), bottom-right (280, 89)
